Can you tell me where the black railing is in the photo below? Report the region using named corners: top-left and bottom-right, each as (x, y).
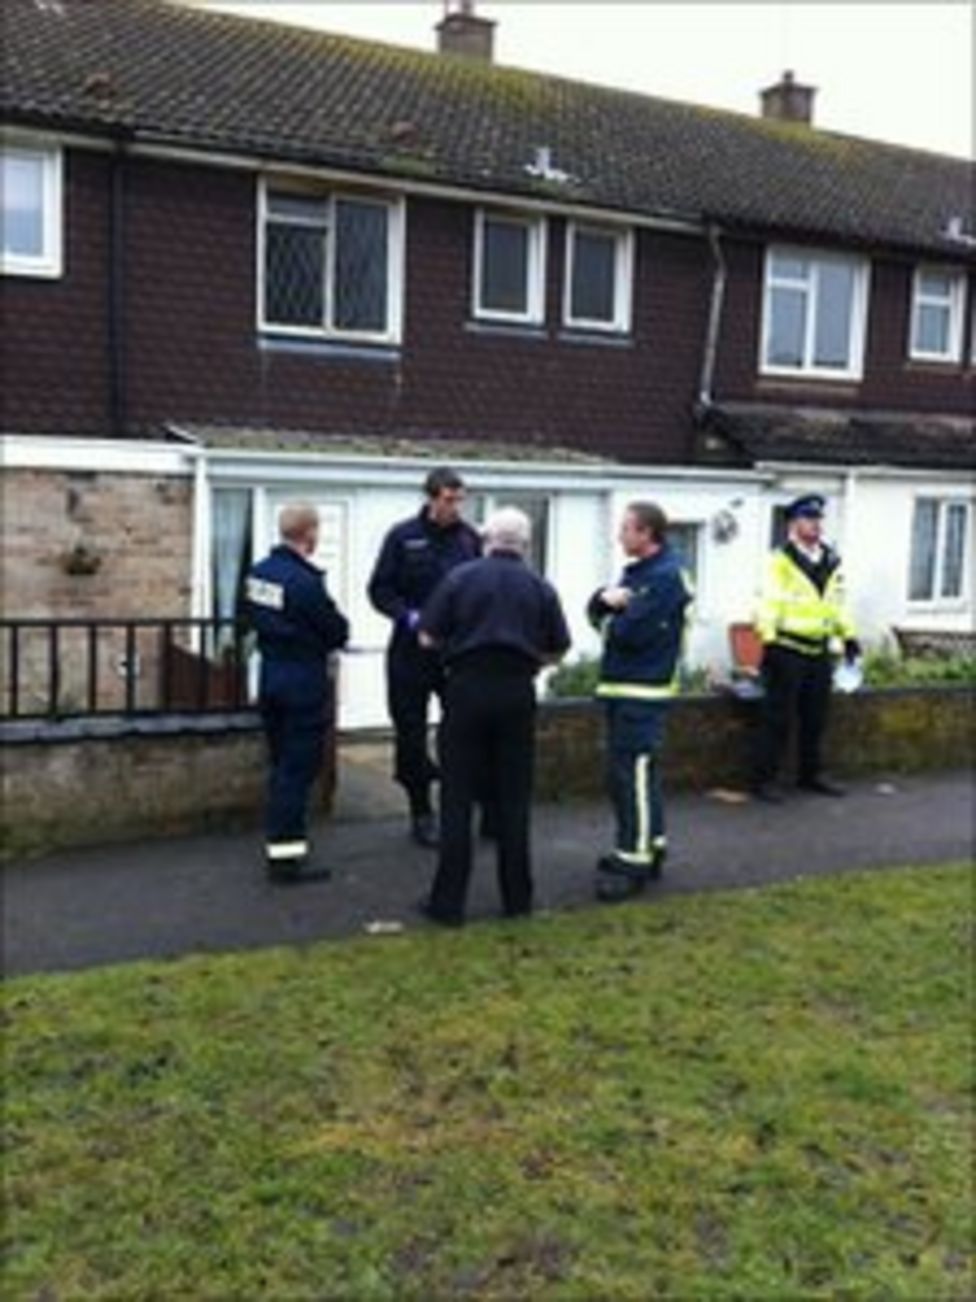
top-left (1, 618), bottom-right (255, 721)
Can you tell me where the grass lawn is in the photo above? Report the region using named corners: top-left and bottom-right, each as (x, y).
top-left (3, 864), bottom-right (972, 1300)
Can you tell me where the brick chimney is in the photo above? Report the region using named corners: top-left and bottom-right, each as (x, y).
top-left (760, 70), bottom-right (816, 125)
top-left (436, 0), bottom-right (495, 63)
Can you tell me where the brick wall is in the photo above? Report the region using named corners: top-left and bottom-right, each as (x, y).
top-left (119, 160), bottom-right (710, 463)
top-left (1, 150), bottom-right (112, 434)
top-left (0, 468), bottom-right (194, 712)
top-left (3, 151), bottom-right (971, 456)
top-left (1, 469), bottom-right (192, 617)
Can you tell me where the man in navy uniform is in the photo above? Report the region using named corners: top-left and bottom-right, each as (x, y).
top-left (588, 501), bottom-right (693, 903)
top-left (368, 467), bottom-right (481, 847)
top-left (417, 507), bottom-right (571, 926)
top-left (245, 503), bottom-right (349, 882)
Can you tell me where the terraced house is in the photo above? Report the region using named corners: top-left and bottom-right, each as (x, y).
top-left (2, 0), bottom-right (974, 728)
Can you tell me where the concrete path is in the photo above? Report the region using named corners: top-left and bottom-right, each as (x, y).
top-left (4, 765), bottom-right (972, 977)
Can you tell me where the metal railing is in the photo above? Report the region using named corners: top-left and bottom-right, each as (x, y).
top-left (1, 618), bottom-right (255, 721)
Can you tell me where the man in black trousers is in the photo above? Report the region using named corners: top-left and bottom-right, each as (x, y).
top-left (417, 507), bottom-right (571, 926)
top-left (368, 467), bottom-right (481, 847)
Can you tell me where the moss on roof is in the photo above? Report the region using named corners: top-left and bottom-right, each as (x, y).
top-left (186, 425), bottom-right (610, 465)
top-left (3, 0), bottom-right (973, 255)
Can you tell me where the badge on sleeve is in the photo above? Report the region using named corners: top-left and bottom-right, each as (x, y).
top-left (246, 577), bottom-right (285, 610)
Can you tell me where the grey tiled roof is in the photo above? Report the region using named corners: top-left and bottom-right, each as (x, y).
top-left (703, 404), bottom-right (976, 470)
top-left (3, 0), bottom-right (974, 257)
top-left (179, 424), bottom-right (609, 464)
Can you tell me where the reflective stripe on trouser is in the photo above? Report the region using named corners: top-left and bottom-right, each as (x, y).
top-left (266, 840), bottom-right (309, 861)
top-left (605, 700), bottom-right (668, 867)
top-left (596, 680), bottom-right (677, 701)
top-left (261, 697), bottom-right (326, 853)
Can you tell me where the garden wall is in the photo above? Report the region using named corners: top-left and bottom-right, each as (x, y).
top-left (1, 714), bottom-right (335, 861)
top-left (534, 686), bottom-right (973, 801)
top-left (2, 687), bottom-right (970, 860)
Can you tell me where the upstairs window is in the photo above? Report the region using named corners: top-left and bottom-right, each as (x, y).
top-left (760, 247), bottom-right (869, 381)
top-left (908, 498), bottom-right (970, 603)
top-left (258, 181), bottom-right (403, 343)
top-left (473, 210), bottom-right (547, 325)
top-left (909, 267), bottom-right (965, 363)
top-left (564, 222), bottom-right (633, 333)
top-left (0, 143), bottom-right (63, 278)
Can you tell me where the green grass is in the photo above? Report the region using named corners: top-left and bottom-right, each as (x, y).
top-left (4, 865), bottom-right (973, 1300)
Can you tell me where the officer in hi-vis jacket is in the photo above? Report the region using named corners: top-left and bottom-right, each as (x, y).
top-left (245, 503), bottom-right (349, 882)
top-left (752, 494), bottom-right (860, 802)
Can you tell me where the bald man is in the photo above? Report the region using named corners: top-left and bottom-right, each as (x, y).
top-left (245, 503), bottom-right (349, 881)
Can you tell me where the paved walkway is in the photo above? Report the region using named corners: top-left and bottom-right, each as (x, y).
top-left (4, 765), bottom-right (971, 977)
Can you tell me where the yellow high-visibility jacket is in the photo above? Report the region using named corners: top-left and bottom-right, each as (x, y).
top-left (756, 545), bottom-right (856, 655)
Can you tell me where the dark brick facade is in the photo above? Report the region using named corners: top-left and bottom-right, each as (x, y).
top-left (2, 149), bottom-right (112, 435)
top-left (713, 236), bottom-right (975, 417)
top-left (2, 150), bottom-right (972, 459)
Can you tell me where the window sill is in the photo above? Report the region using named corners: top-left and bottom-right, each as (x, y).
top-left (904, 357), bottom-right (966, 373)
top-left (756, 374), bottom-right (861, 395)
top-left (558, 328), bottom-right (633, 348)
top-left (465, 320), bottom-right (548, 342)
top-left (905, 601), bottom-right (970, 614)
top-left (258, 334), bottom-right (401, 362)
top-left (0, 259), bottom-right (62, 280)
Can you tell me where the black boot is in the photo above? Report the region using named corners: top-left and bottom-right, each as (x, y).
top-left (797, 776), bottom-right (846, 797)
top-left (594, 854), bottom-right (651, 903)
top-left (266, 857), bottom-right (333, 885)
top-left (410, 813), bottom-right (440, 849)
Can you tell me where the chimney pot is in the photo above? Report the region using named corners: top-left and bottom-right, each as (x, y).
top-left (760, 70), bottom-right (816, 125)
top-left (436, 0), bottom-right (496, 63)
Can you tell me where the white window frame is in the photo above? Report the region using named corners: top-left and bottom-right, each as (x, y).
top-left (472, 208), bottom-right (547, 326)
top-left (908, 265), bottom-right (966, 364)
top-left (255, 177), bottom-right (404, 345)
top-left (563, 221), bottom-right (634, 334)
top-left (907, 496), bottom-right (971, 609)
top-left (0, 142), bottom-right (63, 278)
top-left (466, 489), bottom-right (553, 576)
top-left (759, 245), bottom-right (870, 382)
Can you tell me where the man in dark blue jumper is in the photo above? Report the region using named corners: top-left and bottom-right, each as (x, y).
top-left (418, 508), bottom-right (571, 926)
top-left (368, 467), bottom-right (481, 847)
top-left (245, 503), bottom-right (349, 882)
top-left (588, 501), bottom-right (692, 902)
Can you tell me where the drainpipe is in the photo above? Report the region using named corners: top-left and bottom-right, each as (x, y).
top-left (695, 222), bottom-right (727, 419)
top-left (842, 466), bottom-right (860, 637)
top-left (107, 142), bottom-right (127, 437)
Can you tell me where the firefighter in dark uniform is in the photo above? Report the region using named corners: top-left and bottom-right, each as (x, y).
top-left (752, 494), bottom-right (860, 801)
top-left (588, 501), bottom-right (693, 903)
top-left (368, 467), bottom-right (481, 847)
top-left (417, 508), bottom-right (571, 926)
top-left (245, 503), bottom-right (349, 881)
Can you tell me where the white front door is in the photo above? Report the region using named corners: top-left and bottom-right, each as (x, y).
top-left (265, 494), bottom-right (363, 724)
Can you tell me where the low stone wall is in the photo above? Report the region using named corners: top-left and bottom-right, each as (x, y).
top-left (1, 714), bottom-right (335, 861)
top-left (2, 687), bottom-right (970, 860)
top-left (534, 685), bottom-right (974, 801)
